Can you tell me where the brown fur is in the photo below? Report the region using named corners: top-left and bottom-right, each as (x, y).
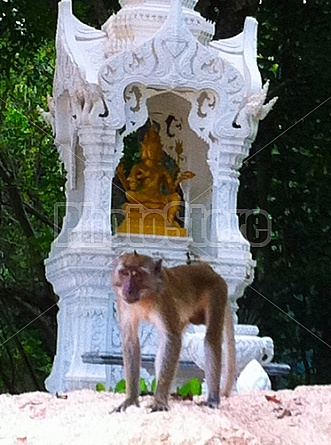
top-left (111, 251), bottom-right (236, 413)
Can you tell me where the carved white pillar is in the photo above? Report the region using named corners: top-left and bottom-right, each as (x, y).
top-left (208, 139), bottom-right (250, 251)
top-left (45, 125), bottom-right (121, 392)
top-left (207, 139), bottom-right (255, 322)
top-left (71, 126), bottom-right (118, 245)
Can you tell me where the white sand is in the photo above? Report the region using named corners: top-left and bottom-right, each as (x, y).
top-left (1, 385), bottom-right (331, 444)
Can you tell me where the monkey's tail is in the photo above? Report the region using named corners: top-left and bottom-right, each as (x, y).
top-left (222, 304), bottom-right (236, 397)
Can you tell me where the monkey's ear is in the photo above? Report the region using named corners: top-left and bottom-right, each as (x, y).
top-left (154, 259), bottom-right (162, 274)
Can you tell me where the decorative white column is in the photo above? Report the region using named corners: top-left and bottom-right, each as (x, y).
top-left (207, 139), bottom-right (254, 316)
top-left (71, 126), bottom-right (117, 245)
top-left (45, 124), bottom-right (120, 392)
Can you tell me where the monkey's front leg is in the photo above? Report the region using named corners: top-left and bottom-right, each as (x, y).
top-left (113, 329), bottom-right (141, 413)
top-left (151, 332), bottom-right (182, 412)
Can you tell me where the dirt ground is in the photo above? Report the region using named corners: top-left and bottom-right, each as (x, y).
top-left (0, 385), bottom-right (330, 445)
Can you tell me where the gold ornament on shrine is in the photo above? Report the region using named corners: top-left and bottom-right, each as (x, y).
top-left (116, 127), bottom-right (195, 236)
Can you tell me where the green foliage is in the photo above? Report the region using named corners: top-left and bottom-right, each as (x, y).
top-left (99, 377), bottom-right (202, 397)
top-left (114, 379), bottom-right (126, 393)
top-left (151, 378), bottom-right (157, 393)
top-left (120, 132), bottom-right (141, 175)
top-left (96, 383), bottom-right (106, 392)
top-left (238, 0), bottom-right (331, 386)
top-left (177, 378), bottom-right (202, 397)
top-left (0, 25), bottom-right (63, 392)
top-left (0, 40), bottom-right (64, 268)
top-left (113, 378), bottom-right (150, 394)
top-left (0, 315), bottom-right (54, 393)
top-left (139, 378), bottom-right (149, 393)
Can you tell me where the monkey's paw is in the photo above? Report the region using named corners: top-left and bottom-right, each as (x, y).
top-left (197, 398), bottom-right (219, 409)
top-left (111, 397), bottom-right (140, 413)
top-left (149, 399), bottom-right (169, 412)
top-left (203, 401), bottom-right (219, 409)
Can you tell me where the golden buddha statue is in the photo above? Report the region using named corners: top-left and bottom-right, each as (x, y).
top-left (116, 127), bottom-right (195, 236)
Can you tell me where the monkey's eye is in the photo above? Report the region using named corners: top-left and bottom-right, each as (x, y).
top-left (119, 269), bottom-right (130, 277)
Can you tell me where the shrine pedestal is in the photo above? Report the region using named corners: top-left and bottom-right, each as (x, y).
top-left (117, 204), bottom-right (187, 237)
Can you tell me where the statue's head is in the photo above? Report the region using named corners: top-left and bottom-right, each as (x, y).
top-left (141, 128), bottom-right (163, 162)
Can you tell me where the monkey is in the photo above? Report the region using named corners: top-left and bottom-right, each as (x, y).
top-left (111, 251), bottom-right (236, 413)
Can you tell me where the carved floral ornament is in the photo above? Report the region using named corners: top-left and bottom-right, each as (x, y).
top-left (98, 0), bottom-right (246, 139)
top-left (49, 0), bottom-right (278, 147)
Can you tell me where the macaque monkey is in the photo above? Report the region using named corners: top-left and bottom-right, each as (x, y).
top-left (111, 251), bottom-right (236, 413)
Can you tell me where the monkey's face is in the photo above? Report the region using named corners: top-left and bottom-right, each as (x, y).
top-left (112, 253), bottom-right (162, 304)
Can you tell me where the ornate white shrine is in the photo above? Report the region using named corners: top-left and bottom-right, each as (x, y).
top-left (45, 0), bottom-right (276, 393)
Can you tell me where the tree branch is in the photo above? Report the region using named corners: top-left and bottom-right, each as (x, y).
top-left (0, 303), bottom-right (44, 391)
top-left (0, 286), bottom-right (57, 356)
top-left (0, 154), bottom-right (36, 240)
top-left (0, 152), bottom-right (58, 306)
top-left (24, 201), bottom-right (61, 233)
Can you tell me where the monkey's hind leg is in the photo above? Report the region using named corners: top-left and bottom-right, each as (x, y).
top-left (221, 303), bottom-right (236, 397)
top-left (203, 294), bottom-right (224, 409)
